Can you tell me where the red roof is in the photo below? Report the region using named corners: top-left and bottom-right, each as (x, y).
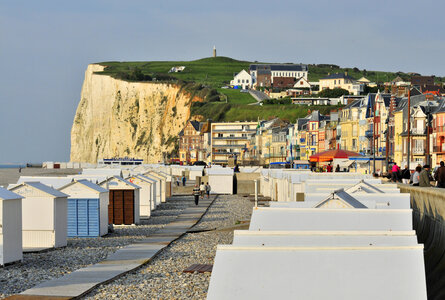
top-left (309, 149), bottom-right (363, 162)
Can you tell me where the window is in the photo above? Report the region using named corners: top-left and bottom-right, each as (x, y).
top-left (218, 133), bottom-right (223, 137)
top-left (334, 80), bottom-right (336, 84)
top-left (230, 134), bottom-right (235, 137)
top-left (238, 79), bottom-right (240, 83)
top-left (246, 80), bottom-right (249, 83)
top-left (242, 79), bottom-right (244, 83)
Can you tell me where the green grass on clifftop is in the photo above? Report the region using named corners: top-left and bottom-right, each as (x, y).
top-left (97, 57), bottom-right (255, 104)
top-left (191, 102), bottom-right (342, 123)
top-left (95, 57), bottom-right (444, 122)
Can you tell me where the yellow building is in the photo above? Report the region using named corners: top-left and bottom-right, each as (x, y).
top-left (297, 111), bottom-right (329, 160)
top-left (339, 101), bottom-right (360, 152)
top-left (393, 108), bottom-right (404, 165)
top-left (319, 73), bottom-right (364, 95)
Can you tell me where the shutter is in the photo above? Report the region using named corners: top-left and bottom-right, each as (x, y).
top-left (88, 199), bottom-right (100, 236)
top-left (113, 190), bottom-right (124, 225)
top-left (123, 190), bottom-right (134, 225)
top-left (67, 198), bottom-right (100, 237)
top-left (77, 199), bottom-right (88, 236)
top-left (67, 199), bottom-right (78, 237)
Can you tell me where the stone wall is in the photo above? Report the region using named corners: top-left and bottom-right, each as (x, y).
top-left (399, 184), bottom-right (445, 300)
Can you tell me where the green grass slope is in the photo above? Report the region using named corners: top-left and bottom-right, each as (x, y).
top-left (95, 57), bottom-right (442, 122)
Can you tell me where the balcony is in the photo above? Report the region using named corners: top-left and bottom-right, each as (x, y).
top-left (213, 144), bottom-right (245, 148)
top-left (212, 151), bottom-right (241, 155)
top-left (212, 129), bottom-right (256, 133)
top-left (213, 136), bottom-right (249, 140)
top-left (264, 153), bottom-right (287, 158)
top-left (412, 148), bottom-right (425, 155)
top-left (365, 130), bottom-right (373, 138)
top-left (411, 128), bottom-right (426, 135)
top-left (433, 144), bottom-right (445, 153)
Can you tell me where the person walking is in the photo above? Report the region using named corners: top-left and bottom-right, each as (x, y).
top-left (199, 181), bottom-right (206, 199)
top-left (419, 165), bottom-right (431, 187)
top-left (401, 165), bottom-right (411, 184)
top-left (205, 182), bottom-right (211, 198)
top-left (192, 184), bottom-right (200, 205)
top-left (335, 164), bottom-right (340, 172)
top-left (182, 175), bottom-right (186, 186)
top-left (434, 161), bottom-right (445, 188)
top-left (412, 166), bottom-right (421, 186)
top-left (391, 163), bottom-right (400, 182)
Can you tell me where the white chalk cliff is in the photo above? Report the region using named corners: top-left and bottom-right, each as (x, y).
top-left (70, 64), bottom-right (196, 163)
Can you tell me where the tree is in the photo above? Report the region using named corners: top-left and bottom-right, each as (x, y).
top-left (317, 88), bottom-right (350, 98)
top-left (364, 85), bottom-right (380, 94)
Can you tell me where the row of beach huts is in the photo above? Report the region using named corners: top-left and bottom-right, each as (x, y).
top-left (207, 171), bottom-right (428, 299)
top-left (0, 163), bottom-right (259, 265)
top-left (0, 164), bottom-right (258, 266)
top-left (0, 165), bottom-right (180, 266)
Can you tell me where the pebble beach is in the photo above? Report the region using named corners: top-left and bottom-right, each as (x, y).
top-left (0, 168), bottom-right (254, 299)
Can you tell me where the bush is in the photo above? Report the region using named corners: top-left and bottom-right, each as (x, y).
top-left (317, 88), bottom-right (350, 98)
top-left (115, 67), bottom-right (152, 81)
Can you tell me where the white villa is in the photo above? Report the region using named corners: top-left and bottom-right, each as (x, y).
top-left (294, 77), bottom-right (312, 89)
top-left (230, 69), bottom-right (252, 89)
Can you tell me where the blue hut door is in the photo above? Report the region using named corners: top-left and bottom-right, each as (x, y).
top-left (67, 199), bottom-right (100, 237)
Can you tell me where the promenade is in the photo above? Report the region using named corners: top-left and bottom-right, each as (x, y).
top-left (1, 183), bottom-right (254, 299)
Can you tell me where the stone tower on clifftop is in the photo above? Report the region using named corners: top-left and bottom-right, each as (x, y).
top-left (213, 46), bottom-right (216, 57)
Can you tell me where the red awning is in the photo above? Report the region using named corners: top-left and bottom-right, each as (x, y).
top-left (309, 149), bottom-right (363, 162)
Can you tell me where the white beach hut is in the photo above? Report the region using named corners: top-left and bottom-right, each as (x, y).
top-left (59, 180), bottom-right (109, 237)
top-left (126, 175), bottom-right (154, 218)
top-left (206, 168), bottom-right (234, 194)
top-left (232, 230), bottom-right (419, 247)
top-left (144, 172), bottom-right (166, 204)
top-left (137, 175), bottom-right (157, 211)
top-left (156, 171), bottom-right (173, 198)
top-left (207, 244), bottom-right (427, 300)
top-left (82, 168), bottom-right (122, 177)
top-left (99, 176), bottom-right (141, 225)
top-left (0, 188), bottom-right (23, 265)
top-left (10, 182), bottom-right (68, 249)
top-left (189, 166), bottom-right (204, 181)
top-left (249, 207), bottom-right (413, 231)
top-left (13, 176), bottom-right (73, 189)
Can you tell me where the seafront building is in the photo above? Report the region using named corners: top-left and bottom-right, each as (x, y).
top-left (210, 121), bottom-right (258, 165)
top-left (177, 84), bottom-right (445, 171)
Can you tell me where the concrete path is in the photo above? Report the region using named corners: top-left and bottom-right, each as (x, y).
top-left (249, 89), bottom-right (270, 104)
top-left (10, 197), bottom-right (214, 299)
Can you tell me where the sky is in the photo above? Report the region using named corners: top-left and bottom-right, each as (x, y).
top-left (1, 0), bottom-right (444, 163)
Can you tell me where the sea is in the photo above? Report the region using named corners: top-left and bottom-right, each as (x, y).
top-left (0, 164), bottom-right (27, 169)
